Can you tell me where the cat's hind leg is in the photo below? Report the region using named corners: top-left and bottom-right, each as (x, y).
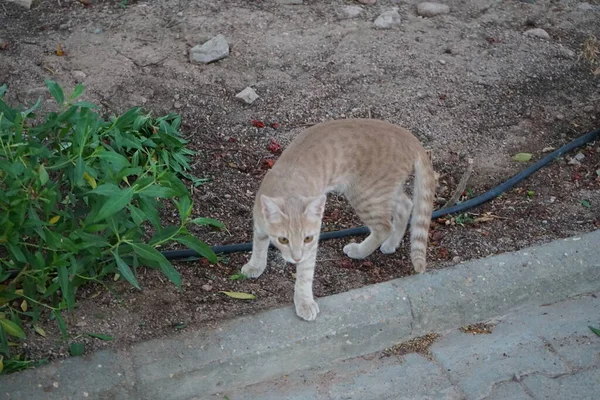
top-left (380, 190), bottom-right (413, 254)
top-left (343, 190), bottom-right (394, 259)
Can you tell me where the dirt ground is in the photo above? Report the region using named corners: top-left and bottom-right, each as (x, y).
top-left (1, 0), bottom-right (599, 362)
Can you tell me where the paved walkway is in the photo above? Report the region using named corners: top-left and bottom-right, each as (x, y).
top-left (222, 292), bottom-right (600, 400)
top-left (1, 230), bottom-right (599, 399)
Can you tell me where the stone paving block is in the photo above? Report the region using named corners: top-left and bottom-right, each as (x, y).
top-left (504, 293), bottom-right (600, 369)
top-left (327, 354), bottom-right (461, 400)
top-left (131, 282), bottom-right (413, 399)
top-left (521, 369), bottom-right (600, 400)
top-left (430, 327), bottom-right (569, 399)
top-left (0, 350), bottom-right (136, 399)
top-left (486, 381), bottom-right (531, 400)
top-left (223, 353), bottom-right (461, 400)
top-left (403, 234), bottom-right (600, 335)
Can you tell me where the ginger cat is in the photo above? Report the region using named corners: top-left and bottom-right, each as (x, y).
top-left (241, 119), bottom-right (436, 321)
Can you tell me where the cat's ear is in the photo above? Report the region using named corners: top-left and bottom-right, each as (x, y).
top-left (303, 195), bottom-right (326, 221)
top-left (260, 195), bottom-right (285, 224)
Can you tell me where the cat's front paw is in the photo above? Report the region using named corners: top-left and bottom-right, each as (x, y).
top-left (295, 298), bottom-right (320, 321)
top-left (343, 243), bottom-right (367, 259)
top-left (241, 262), bottom-right (266, 278)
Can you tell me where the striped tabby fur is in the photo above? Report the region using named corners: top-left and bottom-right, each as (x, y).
top-left (241, 119), bottom-right (436, 321)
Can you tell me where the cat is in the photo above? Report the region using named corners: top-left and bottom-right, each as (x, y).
top-left (241, 119), bottom-right (436, 321)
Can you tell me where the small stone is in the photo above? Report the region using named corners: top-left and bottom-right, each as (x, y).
top-left (524, 28), bottom-right (550, 40)
top-left (275, 0), bottom-right (302, 4)
top-left (374, 9), bottom-right (401, 29)
top-left (438, 59), bottom-right (446, 65)
top-left (177, 11), bottom-right (183, 17)
top-left (235, 87), bottom-right (260, 105)
top-left (189, 34), bottom-right (229, 64)
top-left (339, 5), bottom-right (363, 19)
top-left (6, 0), bottom-right (32, 9)
top-left (174, 102), bottom-right (182, 109)
top-left (556, 46), bottom-right (575, 59)
top-left (224, 194), bottom-right (232, 199)
top-left (91, 27), bottom-right (104, 34)
top-left (555, 113), bottom-right (564, 120)
top-left (72, 70), bottom-right (87, 80)
top-left (549, 196), bottom-right (556, 203)
top-left (452, 256), bottom-right (461, 263)
top-left (568, 158), bottom-right (581, 166)
top-left (201, 284), bottom-right (212, 291)
top-left (417, 2), bottom-right (450, 17)
top-left (577, 2), bottom-right (594, 11)
top-left (574, 152), bottom-right (585, 161)
top-left (583, 105), bottom-right (594, 113)
top-left (542, 146), bottom-right (555, 153)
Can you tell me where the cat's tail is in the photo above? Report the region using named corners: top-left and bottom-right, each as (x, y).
top-left (410, 152), bottom-right (436, 273)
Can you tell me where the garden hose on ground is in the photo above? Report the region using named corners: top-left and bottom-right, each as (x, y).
top-left (161, 126), bottom-right (600, 261)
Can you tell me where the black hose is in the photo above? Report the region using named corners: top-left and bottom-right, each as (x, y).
top-left (161, 127), bottom-right (600, 261)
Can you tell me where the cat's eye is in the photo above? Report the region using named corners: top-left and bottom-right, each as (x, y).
top-left (278, 237), bottom-right (289, 245)
top-left (304, 236), bottom-right (314, 243)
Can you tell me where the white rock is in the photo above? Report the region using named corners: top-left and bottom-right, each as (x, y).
top-left (438, 59), bottom-right (446, 65)
top-left (339, 5), bottom-right (363, 19)
top-left (235, 87), bottom-right (260, 105)
top-left (201, 284), bottom-right (212, 291)
top-left (417, 2), bottom-right (450, 17)
top-left (5, 0), bottom-right (32, 9)
top-left (577, 2), bottom-right (594, 11)
top-left (524, 28), bottom-right (550, 40)
top-left (72, 70), bottom-right (87, 80)
top-left (189, 34), bottom-right (229, 64)
top-left (574, 152), bottom-right (585, 161)
top-left (374, 9), bottom-right (401, 29)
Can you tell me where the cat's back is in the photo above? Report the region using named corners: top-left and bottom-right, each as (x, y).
top-left (279, 118), bottom-right (425, 163)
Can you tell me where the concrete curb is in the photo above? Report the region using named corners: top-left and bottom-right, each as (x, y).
top-left (2, 230), bottom-right (600, 399)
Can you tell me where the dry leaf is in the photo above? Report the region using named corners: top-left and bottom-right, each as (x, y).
top-left (56, 43), bottom-right (65, 56)
top-left (33, 324), bottom-right (47, 337)
top-left (220, 291), bottom-right (256, 300)
top-left (512, 153), bottom-right (532, 162)
top-left (49, 215), bottom-right (60, 224)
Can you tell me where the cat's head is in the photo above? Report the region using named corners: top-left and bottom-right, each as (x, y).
top-left (260, 194), bottom-right (326, 264)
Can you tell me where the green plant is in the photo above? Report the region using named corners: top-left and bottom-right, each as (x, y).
top-left (0, 81), bottom-right (220, 371)
top-left (454, 213), bottom-right (474, 226)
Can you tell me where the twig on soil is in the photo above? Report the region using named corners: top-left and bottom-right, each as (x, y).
top-left (113, 47), bottom-right (169, 68)
top-left (443, 158), bottom-right (474, 209)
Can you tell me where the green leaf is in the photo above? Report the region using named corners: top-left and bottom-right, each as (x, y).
top-left (148, 226), bottom-right (181, 246)
top-left (57, 265), bottom-right (75, 309)
top-left (45, 80), bottom-right (65, 104)
top-left (176, 196), bottom-right (192, 221)
top-left (93, 187), bottom-right (134, 222)
top-left (219, 291), bottom-right (256, 300)
top-left (96, 150), bottom-right (131, 171)
top-left (139, 184), bottom-right (178, 198)
top-left (174, 235), bottom-right (217, 263)
top-left (190, 217), bottom-right (225, 229)
top-left (0, 318), bottom-right (26, 339)
top-left (53, 310), bottom-right (68, 339)
top-left (86, 333), bottom-right (114, 341)
top-left (589, 326), bottom-right (600, 337)
top-left (512, 153), bottom-right (532, 162)
top-left (69, 343), bottom-right (85, 356)
top-left (112, 251), bottom-right (140, 290)
top-left (69, 83), bottom-right (85, 102)
top-left (74, 156), bottom-right (85, 186)
top-left (0, 83), bottom-right (6, 97)
top-left (38, 164), bottom-right (49, 186)
top-left (130, 243), bottom-right (181, 288)
top-left (581, 200), bottom-right (591, 208)
top-left (128, 205), bottom-right (146, 226)
top-left (92, 183), bottom-right (121, 196)
top-left (229, 273), bottom-right (248, 281)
